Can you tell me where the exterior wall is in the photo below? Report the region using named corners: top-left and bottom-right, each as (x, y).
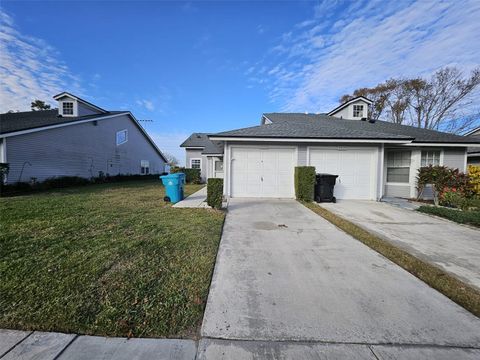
top-left (468, 155), bottom-right (480, 166)
top-left (185, 149), bottom-right (207, 182)
top-left (5, 115), bottom-right (165, 183)
top-left (443, 148), bottom-right (467, 171)
top-left (331, 99), bottom-right (369, 120)
top-left (383, 146), bottom-right (467, 199)
top-left (206, 156), bottom-right (224, 179)
top-left (223, 141), bottom-right (383, 199)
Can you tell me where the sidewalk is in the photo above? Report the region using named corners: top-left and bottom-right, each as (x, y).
top-left (173, 187), bottom-right (208, 208)
top-left (0, 330), bottom-right (196, 360)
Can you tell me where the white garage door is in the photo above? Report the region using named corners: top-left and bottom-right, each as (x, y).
top-left (231, 147), bottom-right (295, 198)
top-left (309, 147), bottom-right (376, 200)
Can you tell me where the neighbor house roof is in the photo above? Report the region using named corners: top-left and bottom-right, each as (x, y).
top-left (210, 113), bottom-right (480, 145)
top-left (180, 133), bottom-right (223, 155)
top-left (0, 110), bottom-right (124, 135)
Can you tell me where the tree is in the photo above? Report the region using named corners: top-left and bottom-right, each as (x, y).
top-left (31, 100), bottom-right (51, 111)
top-left (163, 152), bottom-right (179, 166)
top-left (341, 66), bottom-right (480, 134)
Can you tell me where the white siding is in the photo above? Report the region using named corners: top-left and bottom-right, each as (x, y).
top-left (443, 148), bottom-right (467, 171)
top-left (5, 115), bottom-right (165, 183)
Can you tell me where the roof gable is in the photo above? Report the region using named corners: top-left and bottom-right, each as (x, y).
top-left (327, 96), bottom-right (373, 117)
top-left (53, 92), bottom-right (107, 114)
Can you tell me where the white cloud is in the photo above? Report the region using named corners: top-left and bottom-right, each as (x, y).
top-left (253, 0), bottom-right (480, 112)
top-left (136, 99), bottom-right (155, 111)
top-left (0, 9), bottom-right (82, 112)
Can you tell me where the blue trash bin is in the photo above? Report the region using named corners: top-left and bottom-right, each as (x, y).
top-left (160, 173), bottom-right (185, 203)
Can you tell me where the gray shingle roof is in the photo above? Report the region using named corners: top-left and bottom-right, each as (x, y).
top-left (212, 113), bottom-right (480, 144)
top-left (180, 133), bottom-right (223, 154)
top-left (0, 110), bottom-right (125, 135)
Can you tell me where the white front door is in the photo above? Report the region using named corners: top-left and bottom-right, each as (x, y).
top-left (309, 147), bottom-right (376, 200)
top-left (231, 147), bottom-right (296, 198)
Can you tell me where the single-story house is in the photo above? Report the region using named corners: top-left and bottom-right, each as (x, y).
top-left (180, 133), bottom-right (224, 182)
top-left (184, 96), bottom-right (480, 200)
top-left (465, 127), bottom-right (480, 165)
top-left (0, 92), bottom-right (167, 184)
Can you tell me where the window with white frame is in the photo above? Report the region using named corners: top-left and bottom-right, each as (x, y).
top-left (386, 150), bottom-right (411, 183)
top-left (141, 160), bottom-right (150, 174)
top-left (421, 150), bottom-right (441, 167)
top-left (116, 129), bottom-right (128, 145)
top-left (62, 102), bottom-right (74, 115)
top-left (353, 104), bottom-right (364, 118)
top-left (190, 159), bottom-right (201, 169)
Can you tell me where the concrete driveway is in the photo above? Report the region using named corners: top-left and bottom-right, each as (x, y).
top-left (200, 199), bottom-right (480, 359)
top-left (321, 200), bottom-right (480, 290)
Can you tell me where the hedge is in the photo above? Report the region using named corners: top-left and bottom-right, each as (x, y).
top-left (294, 166), bottom-right (316, 202)
top-left (0, 173), bottom-right (166, 197)
top-left (170, 167), bottom-right (201, 184)
top-left (207, 178), bottom-right (223, 209)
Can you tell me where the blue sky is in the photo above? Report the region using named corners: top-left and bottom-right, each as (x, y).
top-left (1, 0), bottom-right (479, 164)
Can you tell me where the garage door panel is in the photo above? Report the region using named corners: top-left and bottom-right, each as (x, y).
top-left (231, 147), bottom-right (295, 198)
top-left (309, 148), bottom-right (375, 200)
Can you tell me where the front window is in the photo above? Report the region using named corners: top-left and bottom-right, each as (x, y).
top-left (353, 104), bottom-right (364, 118)
top-left (421, 150), bottom-right (441, 166)
top-left (191, 159), bottom-right (201, 169)
top-left (387, 150), bottom-right (411, 183)
top-left (116, 130), bottom-right (128, 145)
top-left (62, 102), bottom-right (73, 115)
top-left (141, 160), bottom-right (150, 175)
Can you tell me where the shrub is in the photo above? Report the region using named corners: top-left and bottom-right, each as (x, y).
top-left (171, 167), bottom-right (201, 184)
top-left (417, 206), bottom-right (480, 228)
top-left (439, 189), bottom-right (472, 210)
top-left (294, 166), bottom-right (316, 202)
top-left (417, 165), bottom-right (473, 204)
top-left (41, 176), bottom-right (90, 189)
top-left (207, 178), bottom-right (223, 209)
top-left (468, 165), bottom-right (480, 195)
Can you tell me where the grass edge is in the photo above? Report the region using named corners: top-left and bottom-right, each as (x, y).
top-left (300, 201), bottom-right (480, 318)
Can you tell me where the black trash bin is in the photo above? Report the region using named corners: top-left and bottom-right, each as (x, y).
top-left (315, 173), bottom-right (338, 203)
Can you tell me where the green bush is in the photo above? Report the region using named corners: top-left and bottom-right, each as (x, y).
top-left (207, 178), bottom-right (223, 209)
top-left (171, 167), bottom-right (201, 184)
top-left (417, 206), bottom-right (480, 228)
top-left (41, 176), bottom-right (90, 189)
top-left (294, 166), bottom-right (316, 202)
top-left (417, 165), bottom-right (474, 204)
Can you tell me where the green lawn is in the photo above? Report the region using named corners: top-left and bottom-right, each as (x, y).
top-left (0, 180), bottom-right (225, 338)
top-left (417, 206), bottom-right (480, 228)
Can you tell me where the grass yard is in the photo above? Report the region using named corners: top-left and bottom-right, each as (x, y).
top-left (0, 180), bottom-right (225, 338)
top-left (417, 205), bottom-right (480, 228)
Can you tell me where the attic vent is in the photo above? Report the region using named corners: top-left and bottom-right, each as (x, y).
top-left (196, 135), bottom-right (202, 138)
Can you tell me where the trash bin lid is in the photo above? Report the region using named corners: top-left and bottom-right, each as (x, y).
top-left (316, 173), bottom-right (338, 178)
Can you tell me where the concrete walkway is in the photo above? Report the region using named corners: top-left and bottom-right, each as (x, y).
top-left (0, 330), bottom-right (196, 360)
top-left (173, 187), bottom-right (208, 208)
top-left (321, 200), bottom-right (480, 290)
top-left (201, 199), bottom-right (480, 359)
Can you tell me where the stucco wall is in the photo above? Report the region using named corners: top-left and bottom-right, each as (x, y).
top-left (5, 115), bottom-right (165, 183)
